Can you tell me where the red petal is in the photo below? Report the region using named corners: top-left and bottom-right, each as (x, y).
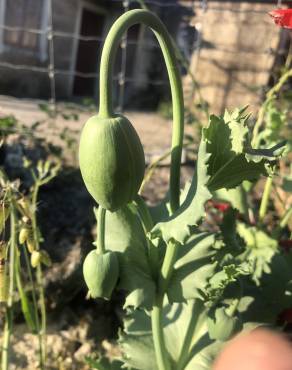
top-left (212, 202), bottom-right (230, 212)
top-left (269, 8), bottom-right (292, 29)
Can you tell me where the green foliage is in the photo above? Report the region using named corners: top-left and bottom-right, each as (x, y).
top-left (166, 233), bottom-right (217, 303)
top-left (204, 109), bottom-right (285, 191)
top-left (84, 106), bottom-right (287, 369)
top-left (237, 223), bottom-right (278, 285)
top-left (0, 115), bottom-right (17, 135)
top-left (78, 9), bottom-right (291, 370)
top-left (257, 99), bottom-right (287, 146)
top-left (150, 140), bottom-right (211, 245)
top-left (207, 306), bottom-right (242, 341)
top-left (120, 300), bottom-right (222, 370)
top-left (104, 204), bottom-right (156, 309)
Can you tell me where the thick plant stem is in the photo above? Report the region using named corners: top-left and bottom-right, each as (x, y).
top-left (31, 185), bottom-right (46, 369)
top-left (134, 196), bottom-right (169, 370)
top-left (1, 204), bottom-right (16, 370)
top-left (99, 9), bottom-right (184, 212)
top-left (159, 241), bottom-right (178, 295)
top-left (259, 176), bottom-right (273, 222)
top-left (176, 301), bottom-right (204, 370)
top-left (96, 207), bottom-right (106, 254)
top-left (151, 240), bottom-right (179, 370)
top-left (151, 301), bottom-right (171, 370)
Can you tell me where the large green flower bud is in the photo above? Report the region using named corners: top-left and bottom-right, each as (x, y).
top-left (79, 114), bottom-right (145, 211)
top-left (83, 250), bottom-right (119, 300)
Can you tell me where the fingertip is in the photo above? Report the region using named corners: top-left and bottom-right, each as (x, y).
top-left (213, 329), bottom-right (292, 370)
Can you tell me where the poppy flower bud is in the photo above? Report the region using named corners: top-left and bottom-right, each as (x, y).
top-left (79, 114), bottom-right (145, 211)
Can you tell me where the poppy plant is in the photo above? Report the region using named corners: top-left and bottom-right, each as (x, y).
top-left (269, 8), bottom-right (292, 29)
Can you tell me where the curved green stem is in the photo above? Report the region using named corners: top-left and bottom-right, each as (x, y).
top-left (176, 301), bottom-right (205, 370)
top-left (159, 240), bottom-right (178, 296)
top-left (96, 207), bottom-right (106, 254)
top-left (99, 9), bottom-right (184, 212)
top-left (99, 10), bottom-right (185, 370)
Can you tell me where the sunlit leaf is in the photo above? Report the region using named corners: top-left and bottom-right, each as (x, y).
top-left (103, 204), bottom-right (156, 309)
top-left (150, 140), bottom-right (211, 245)
top-left (120, 300), bottom-right (223, 370)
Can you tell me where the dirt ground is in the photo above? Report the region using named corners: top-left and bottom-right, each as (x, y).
top-left (0, 94), bottom-right (195, 163)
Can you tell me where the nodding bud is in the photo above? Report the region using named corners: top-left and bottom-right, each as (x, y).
top-left (83, 250), bottom-right (119, 300)
top-left (79, 114), bottom-right (145, 211)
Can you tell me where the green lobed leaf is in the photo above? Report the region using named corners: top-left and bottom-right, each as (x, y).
top-left (205, 262), bottom-right (250, 304)
top-left (237, 223), bottom-right (278, 285)
top-left (256, 100), bottom-right (286, 147)
top-left (204, 110), bottom-right (286, 191)
top-left (150, 140), bottom-right (211, 245)
top-left (166, 233), bottom-right (217, 303)
top-left (103, 204), bottom-right (156, 309)
top-left (119, 300), bottom-right (223, 370)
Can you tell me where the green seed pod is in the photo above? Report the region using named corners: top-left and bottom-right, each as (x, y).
top-left (79, 114), bottom-right (145, 211)
top-left (19, 226), bottom-right (30, 245)
top-left (83, 250), bottom-right (119, 300)
top-left (31, 251), bottom-right (41, 268)
top-left (26, 231), bottom-right (35, 253)
top-left (207, 307), bottom-right (242, 342)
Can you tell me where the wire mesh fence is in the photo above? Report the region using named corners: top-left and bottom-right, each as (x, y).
top-left (0, 0), bottom-right (289, 114)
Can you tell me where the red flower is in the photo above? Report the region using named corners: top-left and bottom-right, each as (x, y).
top-left (211, 201), bottom-right (230, 213)
top-left (269, 8), bottom-right (292, 29)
